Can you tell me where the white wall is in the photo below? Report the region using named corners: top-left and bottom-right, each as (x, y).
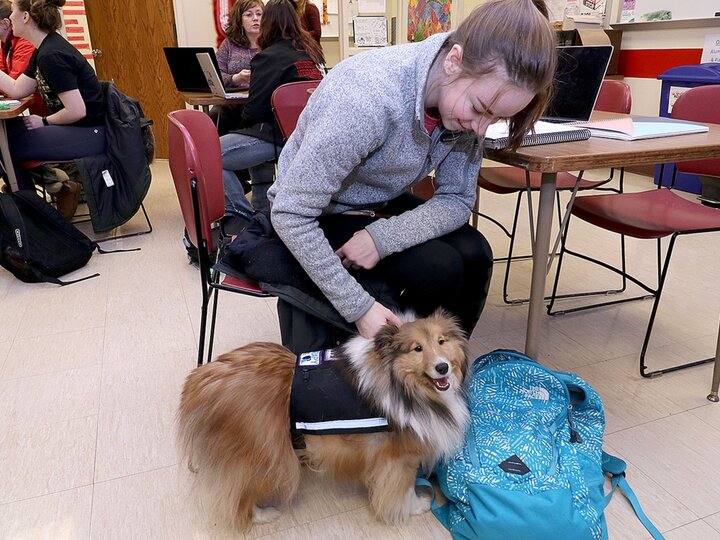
top-left (173, 0), bottom-right (217, 46)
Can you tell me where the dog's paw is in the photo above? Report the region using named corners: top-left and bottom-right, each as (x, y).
top-left (251, 505), bottom-right (281, 524)
top-left (409, 491), bottom-right (432, 515)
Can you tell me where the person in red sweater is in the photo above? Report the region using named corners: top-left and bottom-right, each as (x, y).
top-left (294, 0), bottom-right (321, 44)
top-left (0, 0), bottom-right (45, 116)
top-left (0, 1), bottom-right (32, 77)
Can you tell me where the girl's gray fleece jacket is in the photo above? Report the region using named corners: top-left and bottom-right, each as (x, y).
top-left (268, 32), bottom-right (483, 324)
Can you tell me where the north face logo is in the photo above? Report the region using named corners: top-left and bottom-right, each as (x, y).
top-left (520, 386), bottom-right (550, 402)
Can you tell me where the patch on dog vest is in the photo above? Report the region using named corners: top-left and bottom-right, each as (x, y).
top-left (290, 348), bottom-right (389, 436)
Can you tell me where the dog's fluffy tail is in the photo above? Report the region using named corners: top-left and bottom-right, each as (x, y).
top-left (177, 342), bottom-right (299, 530)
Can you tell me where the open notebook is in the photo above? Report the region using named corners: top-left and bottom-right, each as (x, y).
top-left (578, 116), bottom-right (709, 141)
top-left (484, 121), bottom-right (591, 150)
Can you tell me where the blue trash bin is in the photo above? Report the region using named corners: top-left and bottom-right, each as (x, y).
top-left (655, 63), bottom-right (720, 193)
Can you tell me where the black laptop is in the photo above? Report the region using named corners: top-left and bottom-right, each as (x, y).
top-left (542, 45), bottom-right (614, 123)
top-left (163, 47), bottom-right (244, 93)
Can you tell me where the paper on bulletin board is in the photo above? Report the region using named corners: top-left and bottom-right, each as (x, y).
top-left (701, 34), bottom-right (720, 63)
top-left (353, 16), bottom-right (387, 46)
top-left (358, 0), bottom-right (385, 13)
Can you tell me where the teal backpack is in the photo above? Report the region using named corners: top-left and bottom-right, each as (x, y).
top-left (420, 350), bottom-right (664, 540)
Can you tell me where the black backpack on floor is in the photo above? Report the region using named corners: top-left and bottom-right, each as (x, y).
top-left (0, 190), bottom-right (100, 285)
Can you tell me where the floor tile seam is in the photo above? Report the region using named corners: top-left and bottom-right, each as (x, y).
top-left (90, 462), bottom-right (178, 487)
top-left (0, 359), bottom-right (104, 383)
top-left (1, 412), bottom-right (99, 434)
top-left (0, 482), bottom-right (94, 508)
top-left (604, 406), bottom-right (720, 437)
top-left (93, 456), bottom-right (182, 486)
top-left (251, 502), bottom-right (372, 539)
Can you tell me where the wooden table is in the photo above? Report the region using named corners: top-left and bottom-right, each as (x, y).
top-left (484, 112), bottom-right (720, 400)
top-left (179, 91), bottom-right (247, 114)
top-left (0, 97), bottom-right (33, 191)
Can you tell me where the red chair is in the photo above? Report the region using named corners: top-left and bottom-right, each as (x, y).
top-left (168, 109), bottom-right (269, 367)
top-left (475, 79), bottom-right (632, 304)
top-left (271, 80), bottom-right (321, 140)
top-left (546, 84), bottom-right (720, 378)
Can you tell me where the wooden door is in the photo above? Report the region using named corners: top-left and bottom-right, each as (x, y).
top-left (84, 0), bottom-right (184, 159)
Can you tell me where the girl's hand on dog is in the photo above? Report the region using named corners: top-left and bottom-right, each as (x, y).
top-left (356, 302), bottom-right (403, 339)
top-left (336, 230), bottom-right (380, 270)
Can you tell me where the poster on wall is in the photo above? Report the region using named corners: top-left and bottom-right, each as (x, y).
top-left (407, 0), bottom-right (451, 42)
top-left (353, 16), bottom-right (387, 46)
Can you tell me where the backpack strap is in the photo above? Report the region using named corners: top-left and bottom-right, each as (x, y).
top-left (415, 475), bottom-right (452, 530)
top-left (602, 451), bottom-right (665, 540)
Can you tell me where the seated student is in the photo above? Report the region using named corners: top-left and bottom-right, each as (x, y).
top-left (220, 0), bottom-right (323, 218)
top-left (211, 0), bottom-right (262, 136)
top-left (0, 0), bottom-right (105, 219)
top-left (269, 0), bottom-right (557, 341)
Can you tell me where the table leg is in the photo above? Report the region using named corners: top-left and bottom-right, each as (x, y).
top-left (525, 172), bottom-right (557, 359)
top-left (707, 319), bottom-right (720, 402)
top-left (0, 119), bottom-right (18, 191)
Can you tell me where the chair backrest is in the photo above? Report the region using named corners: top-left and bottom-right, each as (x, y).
top-left (167, 109), bottom-right (225, 253)
top-left (671, 85), bottom-right (720, 177)
top-left (271, 80), bottom-right (322, 140)
top-left (594, 79), bottom-right (632, 114)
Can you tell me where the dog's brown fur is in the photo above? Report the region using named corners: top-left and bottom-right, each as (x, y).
top-left (177, 311), bottom-right (469, 530)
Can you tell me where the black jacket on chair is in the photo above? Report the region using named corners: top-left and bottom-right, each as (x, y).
top-left (75, 82), bottom-right (153, 233)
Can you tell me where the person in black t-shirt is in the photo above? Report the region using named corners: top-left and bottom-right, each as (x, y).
top-left (0, 0), bottom-right (106, 217)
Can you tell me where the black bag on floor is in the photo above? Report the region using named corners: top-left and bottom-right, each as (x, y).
top-left (0, 190), bottom-right (100, 285)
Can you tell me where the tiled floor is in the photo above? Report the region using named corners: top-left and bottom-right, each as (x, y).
top-left (1, 162), bottom-right (719, 539)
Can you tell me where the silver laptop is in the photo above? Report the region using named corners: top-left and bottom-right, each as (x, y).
top-left (196, 52), bottom-right (249, 100)
top-left (542, 45), bottom-right (614, 123)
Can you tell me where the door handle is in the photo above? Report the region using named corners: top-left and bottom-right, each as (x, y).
top-left (91, 49), bottom-right (103, 58)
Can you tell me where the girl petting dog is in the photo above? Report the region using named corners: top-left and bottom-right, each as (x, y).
top-left (269, 0), bottom-right (557, 340)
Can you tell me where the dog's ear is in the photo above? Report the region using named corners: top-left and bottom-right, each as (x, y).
top-left (373, 322), bottom-right (402, 363)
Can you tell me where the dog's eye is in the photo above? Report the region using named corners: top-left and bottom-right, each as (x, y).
top-left (438, 338), bottom-right (446, 345)
top-left (414, 345), bottom-right (423, 353)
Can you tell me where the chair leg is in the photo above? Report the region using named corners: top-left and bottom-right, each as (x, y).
top-left (207, 271), bottom-right (222, 364)
top-left (197, 284), bottom-right (211, 367)
top-left (639, 233), bottom-right (715, 378)
top-left (95, 203), bottom-right (153, 243)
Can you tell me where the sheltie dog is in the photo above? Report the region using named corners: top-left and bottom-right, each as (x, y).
top-left (177, 310), bottom-right (470, 531)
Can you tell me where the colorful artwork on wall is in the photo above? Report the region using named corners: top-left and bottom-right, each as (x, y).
top-left (407, 0), bottom-right (451, 42)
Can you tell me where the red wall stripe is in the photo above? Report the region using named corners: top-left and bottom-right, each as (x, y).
top-left (67, 35), bottom-right (84, 41)
top-left (65, 19), bottom-right (79, 25)
top-left (65, 26), bottom-right (84, 33)
top-left (62, 9), bottom-right (86, 15)
top-left (619, 49), bottom-right (703, 79)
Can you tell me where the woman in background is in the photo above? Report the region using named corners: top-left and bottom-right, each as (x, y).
top-left (0, 0), bottom-right (105, 219)
top-left (293, 0), bottom-right (321, 44)
top-left (220, 0), bottom-right (323, 217)
top-left (212, 0), bottom-right (263, 135)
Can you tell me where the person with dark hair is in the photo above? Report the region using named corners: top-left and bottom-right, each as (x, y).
top-left (269, 0), bottom-right (557, 340)
top-left (220, 0), bottom-right (324, 217)
top-left (0, 0), bottom-right (105, 218)
top-left (293, 0), bottom-right (321, 44)
top-left (211, 0), bottom-right (263, 136)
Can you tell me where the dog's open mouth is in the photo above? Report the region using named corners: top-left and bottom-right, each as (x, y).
top-left (429, 376), bottom-right (450, 391)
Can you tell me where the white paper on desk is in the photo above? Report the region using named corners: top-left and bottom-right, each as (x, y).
top-left (579, 116), bottom-right (709, 141)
